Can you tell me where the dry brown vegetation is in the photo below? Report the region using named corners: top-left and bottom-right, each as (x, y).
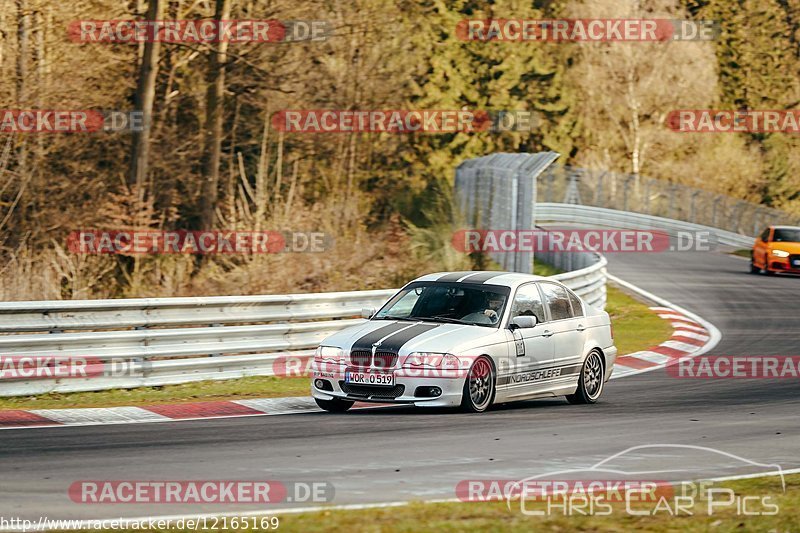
top-left (0, 0), bottom-right (798, 300)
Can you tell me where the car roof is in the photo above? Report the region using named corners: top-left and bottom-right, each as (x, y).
top-left (410, 271), bottom-right (551, 289)
top-left (770, 225), bottom-right (800, 230)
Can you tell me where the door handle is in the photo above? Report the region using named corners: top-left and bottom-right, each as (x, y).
top-left (542, 330), bottom-right (553, 338)
top-left (576, 324), bottom-right (585, 332)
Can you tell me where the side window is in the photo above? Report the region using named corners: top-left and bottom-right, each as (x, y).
top-left (567, 289), bottom-right (584, 317)
top-left (540, 283), bottom-right (573, 321)
top-left (510, 284), bottom-right (546, 323)
top-left (761, 228), bottom-right (771, 242)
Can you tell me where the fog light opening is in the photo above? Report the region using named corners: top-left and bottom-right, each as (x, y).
top-left (314, 379), bottom-right (333, 391)
top-left (414, 386), bottom-right (442, 398)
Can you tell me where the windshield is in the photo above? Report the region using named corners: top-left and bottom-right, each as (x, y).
top-left (772, 228), bottom-right (800, 243)
top-left (374, 282), bottom-right (510, 327)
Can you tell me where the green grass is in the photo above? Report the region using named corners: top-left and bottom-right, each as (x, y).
top-left (532, 260), bottom-right (563, 276)
top-left (0, 375), bottom-right (310, 411)
top-left (731, 249), bottom-right (752, 259)
top-left (66, 474), bottom-right (798, 532)
top-left (0, 278), bottom-right (671, 411)
top-left (605, 285), bottom-right (673, 355)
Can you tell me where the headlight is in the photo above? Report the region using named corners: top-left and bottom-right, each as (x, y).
top-left (772, 249), bottom-right (790, 257)
top-left (314, 346), bottom-right (345, 363)
top-left (403, 352), bottom-right (461, 368)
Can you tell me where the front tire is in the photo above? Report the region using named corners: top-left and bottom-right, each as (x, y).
top-left (460, 356), bottom-right (496, 413)
top-left (567, 350), bottom-right (605, 405)
top-left (315, 397), bottom-right (354, 413)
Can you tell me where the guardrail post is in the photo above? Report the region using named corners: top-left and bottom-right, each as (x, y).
top-left (689, 191), bottom-right (700, 223)
top-left (594, 171), bottom-right (605, 206)
top-left (211, 323), bottom-right (222, 357)
top-left (668, 185), bottom-right (677, 219)
top-left (622, 176), bottom-right (633, 212)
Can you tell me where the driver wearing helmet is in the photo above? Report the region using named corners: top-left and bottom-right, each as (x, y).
top-left (462, 293), bottom-right (504, 324)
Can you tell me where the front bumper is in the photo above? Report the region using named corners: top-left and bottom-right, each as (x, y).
top-left (769, 256), bottom-right (800, 272)
top-left (310, 362), bottom-right (465, 408)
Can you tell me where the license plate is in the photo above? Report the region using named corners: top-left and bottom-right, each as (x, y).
top-left (793, 260), bottom-right (800, 267)
top-left (345, 371), bottom-right (395, 386)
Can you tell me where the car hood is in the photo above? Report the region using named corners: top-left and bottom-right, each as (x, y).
top-left (321, 319), bottom-right (503, 356)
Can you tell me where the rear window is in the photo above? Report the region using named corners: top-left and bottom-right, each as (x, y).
top-left (567, 290), bottom-right (584, 317)
top-left (540, 282), bottom-right (573, 321)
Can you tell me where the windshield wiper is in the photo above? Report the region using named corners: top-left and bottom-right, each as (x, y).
top-left (410, 315), bottom-right (470, 325)
top-left (374, 315), bottom-right (417, 321)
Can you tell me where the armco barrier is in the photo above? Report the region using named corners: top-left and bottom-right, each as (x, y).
top-left (536, 203), bottom-right (755, 248)
top-left (0, 258), bottom-right (606, 396)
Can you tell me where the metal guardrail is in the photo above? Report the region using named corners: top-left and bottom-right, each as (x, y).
top-left (0, 290), bottom-right (395, 396)
top-left (0, 260), bottom-right (607, 396)
top-left (548, 252), bottom-right (608, 310)
top-left (0, 289), bottom-right (397, 332)
top-left (536, 203), bottom-right (755, 248)
top-left (539, 165), bottom-right (799, 237)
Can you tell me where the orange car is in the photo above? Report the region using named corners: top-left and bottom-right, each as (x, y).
top-left (751, 225), bottom-right (800, 275)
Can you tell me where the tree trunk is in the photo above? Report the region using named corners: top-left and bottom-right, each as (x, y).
top-left (128, 0), bottom-right (163, 196)
top-left (199, 0), bottom-right (232, 230)
top-left (15, 0), bottom-right (28, 172)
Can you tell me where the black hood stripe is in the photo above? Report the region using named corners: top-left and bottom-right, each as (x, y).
top-left (376, 323), bottom-right (440, 352)
top-left (460, 271), bottom-right (507, 284)
top-left (351, 322), bottom-right (411, 352)
top-left (437, 271), bottom-right (473, 282)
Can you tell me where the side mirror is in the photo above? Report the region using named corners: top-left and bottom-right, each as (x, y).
top-left (361, 307), bottom-right (377, 319)
top-left (510, 315), bottom-right (538, 329)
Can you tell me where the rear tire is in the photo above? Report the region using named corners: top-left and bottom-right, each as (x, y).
top-left (315, 397), bottom-right (354, 413)
top-left (460, 356), bottom-right (496, 413)
top-left (566, 350), bottom-right (605, 405)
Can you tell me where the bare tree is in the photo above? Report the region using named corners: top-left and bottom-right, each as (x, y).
top-left (128, 0), bottom-right (163, 195)
top-left (199, 0), bottom-right (231, 229)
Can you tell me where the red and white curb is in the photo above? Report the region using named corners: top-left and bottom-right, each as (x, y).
top-left (0, 274), bottom-right (719, 430)
top-left (610, 307), bottom-right (710, 378)
top-left (0, 397), bottom-right (388, 430)
top-left (608, 273), bottom-right (721, 379)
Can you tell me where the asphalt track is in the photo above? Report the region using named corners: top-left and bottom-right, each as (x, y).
top-left (1, 248), bottom-right (799, 521)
